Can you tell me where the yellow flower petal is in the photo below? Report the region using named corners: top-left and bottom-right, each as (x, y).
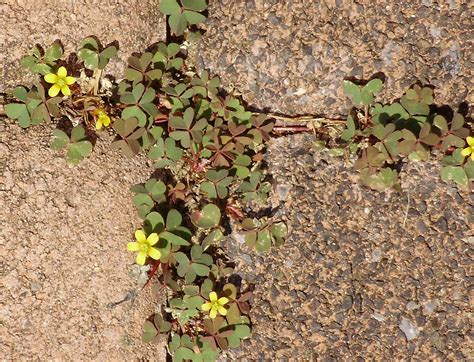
top-left (136, 251), bottom-right (147, 265)
top-left (467, 136), bottom-right (474, 146)
top-left (209, 292), bottom-right (218, 302)
top-left (217, 306), bottom-right (227, 316)
top-left (48, 84), bottom-right (61, 97)
top-left (209, 308), bottom-right (217, 319)
top-left (471, 153), bottom-right (474, 161)
top-left (201, 302), bottom-right (212, 311)
top-left (44, 73), bottom-right (58, 83)
top-left (61, 85), bottom-right (71, 96)
top-left (461, 147), bottom-right (472, 157)
top-left (57, 66), bottom-right (67, 78)
top-left (135, 229), bottom-right (147, 243)
top-left (101, 115), bottom-right (111, 127)
top-left (127, 242), bottom-right (140, 252)
top-left (218, 297), bottom-right (228, 305)
top-left (65, 76), bottom-right (76, 85)
top-left (147, 233), bottom-right (159, 246)
top-left (95, 119), bottom-right (103, 130)
top-left (148, 247), bottom-right (161, 260)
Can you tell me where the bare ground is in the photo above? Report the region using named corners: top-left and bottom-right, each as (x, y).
top-left (0, 121), bottom-right (166, 360)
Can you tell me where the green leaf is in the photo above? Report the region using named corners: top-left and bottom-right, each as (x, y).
top-left (342, 80), bottom-right (362, 106)
top-left (166, 209), bottom-right (182, 230)
top-left (140, 88), bottom-right (156, 105)
top-left (133, 193), bottom-right (154, 207)
top-left (124, 68), bottom-right (142, 82)
top-left (441, 134), bottom-right (465, 151)
top-left (167, 43), bottom-right (181, 57)
top-left (271, 222), bottom-right (288, 238)
top-left (183, 10), bottom-right (207, 24)
top-left (202, 229), bottom-right (224, 250)
top-left (100, 45), bottom-right (118, 61)
top-left (169, 13), bottom-right (188, 35)
top-left (192, 263), bottom-right (210, 277)
top-left (50, 129), bottom-right (69, 149)
top-left (145, 211), bottom-right (165, 231)
top-left (255, 230), bottom-right (272, 252)
top-left (71, 125), bottom-right (87, 142)
top-left (341, 115), bottom-right (356, 141)
top-left (80, 37), bottom-right (99, 50)
top-left (191, 204), bottom-right (221, 229)
top-left (174, 347), bottom-right (194, 361)
top-left (67, 141), bottom-right (92, 165)
top-left (441, 166), bottom-right (468, 187)
top-left (433, 115), bottom-right (448, 134)
top-left (142, 321), bottom-right (158, 343)
top-left (160, 231), bottom-right (190, 246)
top-left (44, 41), bottom-right (63, 64)
top-left (200, 182), bottom-right (217, 199)
top-left (227, 324), bottom-right (251, 348)
top-left (159, 0), bottom-right (181, 14)
top-left (122, 106), bottom-right (147, 127)
top-left (32, 64), bottom-right (52, 75)
top-left (182, 0), bottom-right (207, 11)
top-left (364, 78), bottom-right (383, 94)
top-left (451, 113), bottom-right (465, 130)
top-left (360, 88), bottom-right (374, 105)
top-left (78, 48), bottom-right (99, 70)
top-left (12, 86), bottom-right (28, 102)
top-left (464, 160), bottom-right (474, 180)
top-left (164, 138), bottom-right (183, 160)
top-left (4, 103), bottom-right (30, 128)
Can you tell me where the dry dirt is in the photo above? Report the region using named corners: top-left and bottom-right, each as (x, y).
top-left (0, 120), bottom-right (167, 360)
top-left (1, 0), bottom-right (168, 360)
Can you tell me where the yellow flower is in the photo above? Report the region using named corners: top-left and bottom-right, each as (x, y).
top-left (201, 292), bottom-right (229, 319)
top-left (44, 66), bottom-right (76, 97)
top-left (94, 109), bottom-right (111, 130)
top-left (127, 230), bottom-right (161, 265)
top-left (461, 136), bottom-right (474, 161)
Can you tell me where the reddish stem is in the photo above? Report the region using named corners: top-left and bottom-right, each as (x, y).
top-left (272, 126), bottom-right (312, 133)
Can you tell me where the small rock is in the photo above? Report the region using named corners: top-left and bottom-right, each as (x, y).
top-left (423, 299), bottom-right (439, 315)
top-left (276, 183), bottom-right (292, 201)
top-left (239, 253), bottom-right (253, 264)
top-left (434, 217), bottom-right (448, 232)
top-left (406, 301), bottom-right (420, 310)
top-left (372, 312), bottom-right (385, 322)
top-left (416, 220), bottom-right (428, 234)
top-left (30, 281), bottom-right (41, 293)
top-left (399, 318), bottom-right (420, 341)
top-left (370, 248), bottom-right (382, 262)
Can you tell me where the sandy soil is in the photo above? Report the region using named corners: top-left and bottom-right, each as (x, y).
top-left (0, 121), bottom-right (166, 360)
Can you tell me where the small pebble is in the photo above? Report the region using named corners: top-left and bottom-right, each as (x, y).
top-left (399, 318), bottom-right (419, 341)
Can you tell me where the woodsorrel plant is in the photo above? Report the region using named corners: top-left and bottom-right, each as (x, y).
top-left (3, 1), bottom-right (473, 361)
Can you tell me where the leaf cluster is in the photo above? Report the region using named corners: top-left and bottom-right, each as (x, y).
top-left (340, 79), bottom-right (473, 190)
top-left (50, 125), bottom-right (93, 165)
top-left (160, 0), bottom-right (208, 36)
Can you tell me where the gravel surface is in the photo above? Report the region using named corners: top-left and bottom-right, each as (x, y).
top-left (0, 121), bottom-right (167, 360)
top-left (224, 133), bottom-right (473, 360)
top-left (198, 0), bottom-right (473, 117)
